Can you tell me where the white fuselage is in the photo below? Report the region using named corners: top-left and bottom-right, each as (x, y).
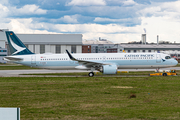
top-left (8, 52), bottom-right (178, 70)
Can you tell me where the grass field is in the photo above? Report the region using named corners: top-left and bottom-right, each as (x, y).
top-left (1, 77), bottom-right (180, 120)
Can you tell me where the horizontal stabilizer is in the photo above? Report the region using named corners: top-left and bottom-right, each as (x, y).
top-left (4, 56), bottom-right (23, 61)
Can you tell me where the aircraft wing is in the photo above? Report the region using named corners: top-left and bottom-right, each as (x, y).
top-left (4, 56), bottom-right (23, 61)
top-left (66, 50), bottom-right (110, 68)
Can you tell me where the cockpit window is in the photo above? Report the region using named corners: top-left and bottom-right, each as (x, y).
top-left (165, 56), bottom-right (171, 59)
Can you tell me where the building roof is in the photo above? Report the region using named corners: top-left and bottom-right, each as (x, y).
top-left (16, 34), bottom-right (82, 45)
top-left (83, 40), bottom-right (113, 44)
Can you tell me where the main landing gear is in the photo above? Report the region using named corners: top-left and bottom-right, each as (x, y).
top-left (88, 72), bottom-right (94, 77)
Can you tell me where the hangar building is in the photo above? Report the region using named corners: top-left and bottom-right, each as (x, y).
top-left (0, 29), bottom-right (82, 56)
top-left (16, 34), bottom-right (82, 54)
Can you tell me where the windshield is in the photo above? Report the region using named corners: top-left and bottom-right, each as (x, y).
top-left (165, 56), bottom-right (171, 59)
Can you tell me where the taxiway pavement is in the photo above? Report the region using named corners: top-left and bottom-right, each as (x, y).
top-left (0, 67), bottom-right (180, 77)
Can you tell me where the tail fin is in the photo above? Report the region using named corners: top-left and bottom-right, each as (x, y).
top-left (6, 31), bottom-right (34, 55)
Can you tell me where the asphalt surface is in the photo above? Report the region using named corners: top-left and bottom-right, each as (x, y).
top-left (0, 67), bottom-right (180, 77)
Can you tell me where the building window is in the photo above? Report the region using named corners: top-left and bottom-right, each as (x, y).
top-left (0, 50), bottom-right (7, 52)
top-left (148, 50), bottom-right (151, 52)
top-left (134, 50), bottom-right (136, 53)
top-left (95, 48), bottom-right (98, 53)
top-left (40, 45), bottom-right (45, 54)
top-left (56, 45), bottom-right (61, 53)
top-left (128, 50), bottom-right (131, 53)
top-left (143, 50), bottom-right (145, 52)
top-left (120, 49), bottom-right (122, 51)
top-left (107, 49), bottom-right (117, 53)
top-left (71, 45), bottom-right (76, 53)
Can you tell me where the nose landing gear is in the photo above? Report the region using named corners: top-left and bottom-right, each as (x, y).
top-left (88, 72), bottom-right (94, 77)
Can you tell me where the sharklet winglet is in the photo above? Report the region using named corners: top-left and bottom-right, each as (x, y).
top-left (66, 50), bottom-right (76, 60)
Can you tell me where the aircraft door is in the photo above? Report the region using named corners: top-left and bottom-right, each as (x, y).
top-left (156, 54), bottom-right (161, 63)
top-left (31, 56), bottom-right (36, 65)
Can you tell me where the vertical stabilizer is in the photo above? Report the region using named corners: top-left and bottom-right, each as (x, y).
top-left (6, 31), bottom-right (34, 55)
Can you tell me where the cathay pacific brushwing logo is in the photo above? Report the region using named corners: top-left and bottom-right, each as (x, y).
top-left (162, 59), bottom-right (166, 62)
top-left (9, 34), bottom-right (26, 55)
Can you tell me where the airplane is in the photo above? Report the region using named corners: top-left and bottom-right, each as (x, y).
top-left (4, 31), bottom-right (178, 77)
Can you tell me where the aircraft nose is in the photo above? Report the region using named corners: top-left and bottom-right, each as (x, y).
top-left (174, 60), bottom-right (178, 66)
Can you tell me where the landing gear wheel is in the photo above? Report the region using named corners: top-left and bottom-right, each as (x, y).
top-left (163, 73), bottom-right (167, 76)
top-left (88, 72), bottom-right (94, 77)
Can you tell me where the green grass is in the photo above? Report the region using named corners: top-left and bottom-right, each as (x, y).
top-left (1, 77), bottom-right (180, 119)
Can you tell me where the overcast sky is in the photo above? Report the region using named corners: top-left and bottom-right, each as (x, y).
top-left (0, 0), bottom-right (180, 43)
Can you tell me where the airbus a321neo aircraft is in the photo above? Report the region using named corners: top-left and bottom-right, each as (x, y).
top-left (4, 31), bottom-right (178, 77)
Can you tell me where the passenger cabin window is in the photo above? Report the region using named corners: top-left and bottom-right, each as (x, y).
top-left (165, 56), bottom-right (171, 59)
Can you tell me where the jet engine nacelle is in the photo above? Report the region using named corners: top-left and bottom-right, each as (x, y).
top-left (101, 65), bottom-right (117, 74)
